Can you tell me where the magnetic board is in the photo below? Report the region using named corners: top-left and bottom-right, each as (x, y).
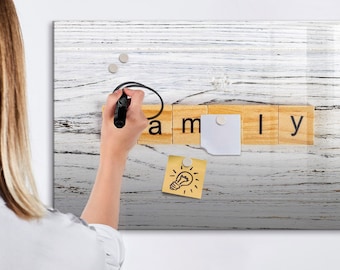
top-left (54, 21), bottom-right (340, 229)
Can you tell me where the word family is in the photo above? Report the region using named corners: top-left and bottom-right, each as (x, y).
top-left (138, 105), bottom-right (314, 145)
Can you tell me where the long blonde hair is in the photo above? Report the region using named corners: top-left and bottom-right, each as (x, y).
top-left (0, 0), bottom-right (45, 219)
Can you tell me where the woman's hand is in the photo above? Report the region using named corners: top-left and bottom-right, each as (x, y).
top-left (100, 88), bottom-right (148, 160)
top-left (81, 88), bottom-right (148, 229)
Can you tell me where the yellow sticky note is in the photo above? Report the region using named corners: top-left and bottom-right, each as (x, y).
top-left (162, 156), bottom-right (207, 199)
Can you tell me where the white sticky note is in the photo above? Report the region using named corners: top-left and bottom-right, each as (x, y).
top-left (201, 114), bottom-right (241, 155)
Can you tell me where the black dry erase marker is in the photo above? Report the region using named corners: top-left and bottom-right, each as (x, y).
top-left (114, 92), bottom-right (131, 128)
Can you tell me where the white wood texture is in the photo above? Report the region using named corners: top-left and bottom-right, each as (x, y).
top-left (54, 21), bottom-right (340, 229)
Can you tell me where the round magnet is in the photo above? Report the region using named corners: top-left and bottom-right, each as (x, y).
top-left (119, 53), bottom-right (129, 63)
top-left (182, 157), bottom-right (193, 167)
top-left (108, 63), bottom-right (118, 73)
top-left (216, 115), bottom-right (226, 126)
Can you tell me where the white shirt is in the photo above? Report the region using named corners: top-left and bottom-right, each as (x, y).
top-left (0, 197), bottom-right (124, 270)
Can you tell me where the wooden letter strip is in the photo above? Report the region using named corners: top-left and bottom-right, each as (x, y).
top-left (137, 105), bottom-right (314, 145)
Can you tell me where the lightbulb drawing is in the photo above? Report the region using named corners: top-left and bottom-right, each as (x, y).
top-left (170, 171), bottom-right (193, 191)
top-left (168, 165), bottom-right (200, 195)
top-left (162, 155), bottom-right (207, 199)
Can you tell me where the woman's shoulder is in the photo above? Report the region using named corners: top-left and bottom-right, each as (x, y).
top-left (0, 201), bottom-right (106, 269)
top-left (43, 208), bottom-right (91, 229)
top-left (43, 208), bottom-right (125, 269)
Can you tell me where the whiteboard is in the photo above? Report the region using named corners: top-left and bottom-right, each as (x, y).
top-left (54, 21), bottom-right (340, 229)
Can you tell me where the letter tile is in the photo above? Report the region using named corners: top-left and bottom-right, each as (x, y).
top-left (138, 104), bottom-right (173, 144)
top-left (242, 105), bottom-right (279, 144)
top-left (172, 105), bottom-right (208, 145)
top-left (278, 106), bottom-right (314, 145)
top-left (208, 104), bottom-right (243, 115)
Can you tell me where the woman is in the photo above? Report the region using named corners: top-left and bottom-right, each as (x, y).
top-left (0, 0), bottom-right (148, 269)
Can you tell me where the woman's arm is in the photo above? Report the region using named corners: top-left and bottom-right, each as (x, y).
top-left (81, 88), bottom-right (148, 229)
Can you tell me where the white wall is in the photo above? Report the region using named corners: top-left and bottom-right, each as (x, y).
top-left (15, 0), bottom-right (340, 269)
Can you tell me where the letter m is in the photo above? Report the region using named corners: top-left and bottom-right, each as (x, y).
top-left (182, 118), bottom-right (201, 133)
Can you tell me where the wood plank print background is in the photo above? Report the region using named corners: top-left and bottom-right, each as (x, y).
top-left (54, 21), bottom-right (340, 229)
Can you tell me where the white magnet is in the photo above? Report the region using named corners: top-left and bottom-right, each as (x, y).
top-left (182, 157), bottom-right (193, 167)
top-left (119, 53), bottom-right (129, 63)
top-left (108, 63), bottom-right (118, 73)
top-left (216, 115), bottom-right (226, 126)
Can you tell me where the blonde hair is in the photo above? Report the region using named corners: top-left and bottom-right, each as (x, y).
top-left (0, 0), bottom-right (45, 219)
